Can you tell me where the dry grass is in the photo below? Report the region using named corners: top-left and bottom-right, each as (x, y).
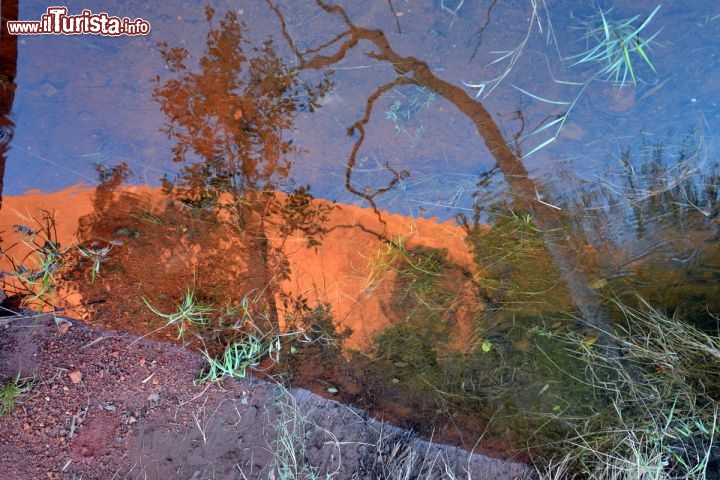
top-left (534, 295), bottom-right (720, 479)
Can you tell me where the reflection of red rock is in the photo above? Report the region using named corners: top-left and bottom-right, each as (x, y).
top-left (0, 184), bottom-right (477, 350)
top-left (276, 199), bottom-right (477, 349)
top-left (1, 183), bottom-right (96, 248)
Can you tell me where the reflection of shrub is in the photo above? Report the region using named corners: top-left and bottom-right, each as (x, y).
top-left (154, 6), bottom-right (332, 226)
top-left (278, 186), bottom-right (333, 248)
top-left (154, 9), bottom-right (333, 331)
top-left (283, 296), bottom-right (351, 356)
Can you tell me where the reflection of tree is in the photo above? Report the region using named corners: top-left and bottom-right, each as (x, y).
top-left (268, 0), bottom-right (615, 337)
top-left (154, 6), bottom-right (332, 324)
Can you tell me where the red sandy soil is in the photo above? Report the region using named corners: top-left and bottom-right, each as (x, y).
top-left (0, 313), bottom-right (532, 479)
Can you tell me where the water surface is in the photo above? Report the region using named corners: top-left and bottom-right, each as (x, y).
top-left (1, 0), bottom-right (719, 463)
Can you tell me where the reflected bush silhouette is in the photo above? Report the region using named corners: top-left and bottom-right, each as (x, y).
top-left (153, 6), bottom-right (333, 324)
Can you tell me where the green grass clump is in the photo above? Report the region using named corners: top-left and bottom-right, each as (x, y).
top-left (142, 287), bottom-right (213, 340)
top-left (0, 374), bottom-right (34, 415)
top-left (2, 210), bottom-right (122, 311)
top-left (193, 291), bottom-right (291, 385)
top-left (196, 330), bottom-right (281, 385)
top-left (3, 213), bottom-right (72, 310)
top-left (570, 5), bottom-right (661, 87)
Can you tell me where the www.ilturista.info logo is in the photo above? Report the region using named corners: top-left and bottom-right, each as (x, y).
top-left (6, 7), bottom-right (151, 36)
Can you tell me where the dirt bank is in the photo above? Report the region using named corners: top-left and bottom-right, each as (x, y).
top-left (0, 313), bottom-right (533, 479)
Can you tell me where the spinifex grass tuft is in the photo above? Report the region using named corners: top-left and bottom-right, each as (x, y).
top-left (533, 294), bottom-right (720, 478)
top-left (0, 374), bottom-right (34, 415)
top-left (142, 288), bottom-right (213, 339)
top-left (195, 329), bottom-right (281, 384)
top-left (569, 5), bottom-right (661, 87)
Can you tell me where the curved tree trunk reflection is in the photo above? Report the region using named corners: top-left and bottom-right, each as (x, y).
top-left (270, 0), bottom-right (614, 337)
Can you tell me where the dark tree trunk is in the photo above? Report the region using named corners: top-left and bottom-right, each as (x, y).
top-left (0, 0), bottom-right (19, 209)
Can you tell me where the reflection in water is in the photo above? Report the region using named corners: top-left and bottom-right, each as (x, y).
top-left (152, 6), bottom-right (333, 326)
top-left (559, 132), bottom-right (720, 327)
top-left (268, 1), bottom-right (618, 348)
top-left (66, 9), bottom-right (342, 379)
top-left (1, 1), bottom-right (720, 475)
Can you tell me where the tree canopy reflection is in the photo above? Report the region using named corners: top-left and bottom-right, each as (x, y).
top-left (154, 6), bottom-right (333, 323)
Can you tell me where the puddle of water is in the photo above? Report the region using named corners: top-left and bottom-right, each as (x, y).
top-left (2, 0), bottom-right (720, 473)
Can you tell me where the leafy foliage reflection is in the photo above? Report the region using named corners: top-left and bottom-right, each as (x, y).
top-left (153, 6), bottom-right (334, 322)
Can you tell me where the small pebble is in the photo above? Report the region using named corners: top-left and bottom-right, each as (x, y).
top-left (69, 371), bottom-right (82, 384)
